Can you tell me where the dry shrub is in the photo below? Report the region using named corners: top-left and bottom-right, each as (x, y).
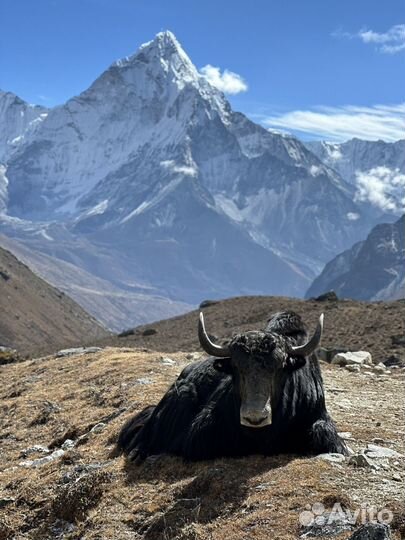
top-left (51, 471), bottom-right (111, 522)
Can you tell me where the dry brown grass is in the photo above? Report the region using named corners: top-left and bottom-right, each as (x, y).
top-left (0, 347), bottom-right (404, 539)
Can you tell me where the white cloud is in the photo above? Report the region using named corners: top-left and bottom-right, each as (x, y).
top-left (358, 24), bottom-right (405, 54)
top-left (261, 103), bottom-right (405, 142)
top-left (333, 24), bottom-right (405, 54)
top-left (200, 64), bottom-right (248, 94)
top-left (355, 166), bottom-right (405, 212)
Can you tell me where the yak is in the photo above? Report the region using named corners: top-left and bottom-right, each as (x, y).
top-left (118, 310), bottom-right (347, 461)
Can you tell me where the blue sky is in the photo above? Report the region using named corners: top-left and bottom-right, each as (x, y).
top-left (1, 0), bottom-right (404, 141)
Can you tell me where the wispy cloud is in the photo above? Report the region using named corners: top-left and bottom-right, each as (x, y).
top-left (200, 64), bottom-right (248, 94)
top-left (261, 103), bottom-right (405, 142)
top-left (333, 24), bottom-right (405, 54)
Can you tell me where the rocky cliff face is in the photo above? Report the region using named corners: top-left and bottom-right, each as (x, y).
top-left (306, 215), bottom-right (405, 301)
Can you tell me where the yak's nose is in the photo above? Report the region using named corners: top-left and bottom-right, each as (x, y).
top-left (240, 408), bottom-right (271, 428)
top-left (242, 415), bottom-right (268, 426)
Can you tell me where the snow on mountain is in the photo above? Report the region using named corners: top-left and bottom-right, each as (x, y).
top-left (306, 139), bottom-right (405, 215)
top-left (306, 215), bottom-right (405, 301)
top-left (0, 90), bottom-right (47, 162)
top-left (0, 31), bottom-right (395, 325)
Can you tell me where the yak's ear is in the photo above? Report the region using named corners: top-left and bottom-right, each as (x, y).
top-left (284, 355), bottom-right (307, 371)
top-left (213, 357), bottom-right (233, 374)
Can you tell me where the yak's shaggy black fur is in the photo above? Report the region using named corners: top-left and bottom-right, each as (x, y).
top-left (118, 311), bottom-right (347, 461)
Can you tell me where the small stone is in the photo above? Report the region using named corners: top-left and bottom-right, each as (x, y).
top-left (348, 453), bottom-right (378, 470)
top-left (392, 473), bottom-right (402, 481)
top-left (135, 377), bottom-right (153, 385)
top-left (56, 347), bottom-right (85, 357)
top-left (186, 352), bottom-right (202, 361)
top-left (373, 363), bottom-right (390, 375)
top-left (318, 347), bottom-right (349, 363)
top-left (347, 522), bottom-right (391, 540)
top-left (312, 291), bottom-right (339, 302)
top-left (332, 351), bottom-right (372, 366)
top-left (365, 444), bottom-right (404, 459)
top-left (160, 357), bottom-right (176, 366)
top-left (90, 422), bottom-right (106, 434)
top-left (56, 346), bottom-right (102, 358)
top-left (20, 448), bottom-right (65, 468)
top-left (316, 453), bottom-right (346, 463)
top-left (338, 432), bottom-right (353, 440)
top-left (20, 445), bottom-right (50, 457)
top-left (61, 439), bottom-right (76, 450)
top-left (83, 347), bottom-right (102, 354)
top-left (345, 364), bottom-right (361, 373)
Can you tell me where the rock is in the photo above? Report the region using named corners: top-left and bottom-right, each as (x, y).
top-left (345, 364), bottom-right (361, 373)
top-left (118, 328), bottom-right (135, 337)
top-left (300, 509), bottom-right (353, 538)
top-left (312, 291), bottom-right (339, 302)
top-left (160, 357), bottom-right (176, 366)
top-left (90, 422), bottom-right (106, 434)
top-left (338, 432), bottom-right (353, 440)
top-left (373, 363), bottom-right (388, 374)
top-left (364, 444), bottom-right (404, 459)
top-left (332, 351), bottom-right (372, 366)
top-left (347, 523), bottom-right (391, 540)
top-left (392, 473), bottom-right (402, 481)
top-left (383, 355), bottom-right (403, 367)
top-left (199, 299), bottom-right (219, 308)
top-left (20, 444), bottom-right (50, 457)
top-left (318, 347), bottom-right (349, 363)
top-left (142, 328), bottom-right (157, 336)
top-left (83, 347), bottom-right (103, 354)
top-left (0, 270), bottom-right (10, 281)
top-left (186, 352), bottom-right (202, 361)
top-left (135, 377), bottom-right (153, 385)
top-left (348, 454), bottom-right (378, 470)
top-left (61, 439), bottom-right (76, 450)
top-left (56, 347), bottom-right (102, 358)
top-left (316, 453), bottom-right (346, 463)
top-left (0, 347), bottom-right (20, 365)
top-left (20, 448), bottom-right (65, 468)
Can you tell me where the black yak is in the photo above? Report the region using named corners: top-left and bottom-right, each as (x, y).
top-left (118, 311), bottom-right (347, 461)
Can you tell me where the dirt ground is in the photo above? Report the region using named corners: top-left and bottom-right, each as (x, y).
top-left (0, 345), bottom-right (404, 540)
top-left (99, 296), bottom-right (405, 366)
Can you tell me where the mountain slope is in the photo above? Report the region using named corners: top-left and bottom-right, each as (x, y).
top-left (0, 32), bottom-right (385, 322)
top-left (306, 215), bottom-right (405, 301)
top-left (0, 233), bottom-right (192, 331)
top-left (0, 245), bottom-right (109, 354)
top-left (0, 90), bottom-right (47, 162)
top-left (306, 139), bottom-right (405, 215)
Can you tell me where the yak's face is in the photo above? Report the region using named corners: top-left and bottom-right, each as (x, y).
top-left (214, 332), bottom-right (305, 428)
top-left (198, 312), bottom-right (324, 429)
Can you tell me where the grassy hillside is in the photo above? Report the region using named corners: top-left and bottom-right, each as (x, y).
top-left (100, 295), bottom-right (405, 365)
top-left (0, 345), bottom-right (404, 539)
top-left (0, 246), bottom-right (109, 355)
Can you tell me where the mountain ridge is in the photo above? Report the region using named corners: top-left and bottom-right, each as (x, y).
top-left (0, 31), bottom-right (401, 327)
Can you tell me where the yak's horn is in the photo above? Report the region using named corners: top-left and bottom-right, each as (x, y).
top-left (289, 314), bottom-right (324, 357)
top-left (198, 312), bottom-right (230, 358)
